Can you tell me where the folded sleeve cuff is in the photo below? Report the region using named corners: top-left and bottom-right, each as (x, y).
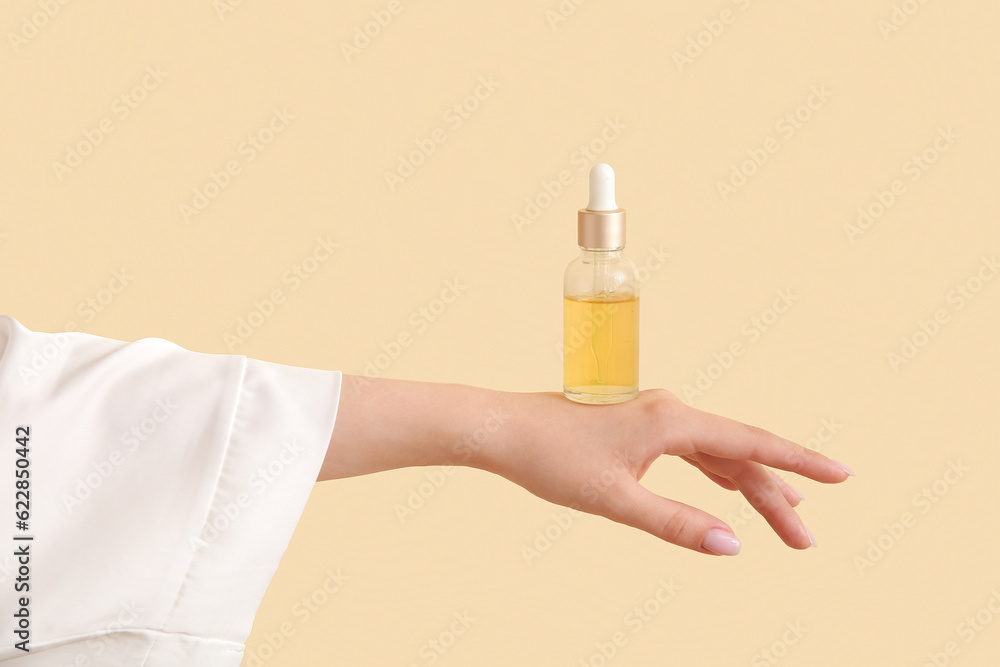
top-left (0, 316), bottom-right (342, 666)
top-left (158, 357), bottom-right (342, 644)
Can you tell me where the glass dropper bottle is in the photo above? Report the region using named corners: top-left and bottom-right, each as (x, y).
top-left (563, 163), bottom-right (639, 405)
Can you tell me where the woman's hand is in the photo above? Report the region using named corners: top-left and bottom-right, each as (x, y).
top-left (483, 388), bottom-right (854, 555)
top-left (324, 377), bottom-right (854, 556)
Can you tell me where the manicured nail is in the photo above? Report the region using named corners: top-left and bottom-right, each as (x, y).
top-left (834, 460), bottom-right (855, 477)
top-left (788, 482), bottom-right (804, 501)
top-left (806, 528), bottom-right (817, 548)
top-left (702, 528), bottom-right (741, 556)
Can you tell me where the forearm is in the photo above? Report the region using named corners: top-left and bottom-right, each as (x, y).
top-left (318, 374), bottom-right (519, 481)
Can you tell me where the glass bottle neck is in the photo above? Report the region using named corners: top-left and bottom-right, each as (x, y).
top-left (579, 247), bottom-right (624, 256)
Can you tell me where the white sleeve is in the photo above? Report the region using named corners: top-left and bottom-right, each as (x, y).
top-left (0, 315), bottom-right (342, 666)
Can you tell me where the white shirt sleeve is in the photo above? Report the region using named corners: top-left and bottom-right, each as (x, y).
top-left (0, 315), bottom-right (342, 666)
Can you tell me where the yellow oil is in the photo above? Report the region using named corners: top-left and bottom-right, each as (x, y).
top-left (563, 294), bottom-right (638, 404)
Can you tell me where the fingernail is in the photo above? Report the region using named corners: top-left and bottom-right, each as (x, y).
top-left (806, 528), bottom-right (817, 548)
top-left (789, 482), bottom-right (804, 501)
top-left (834, 460), bottom-right (855, 477)
top-left (702, 528), bottom-right (741, 556)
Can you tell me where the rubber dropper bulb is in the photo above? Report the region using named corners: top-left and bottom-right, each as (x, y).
top-left (587, 163), bottom-right (618, 211)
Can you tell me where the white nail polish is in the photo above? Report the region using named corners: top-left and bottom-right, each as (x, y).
top-left (834, 460), bottom-right (855, 477)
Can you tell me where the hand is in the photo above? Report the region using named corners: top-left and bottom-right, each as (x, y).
top-left (485, 388), bottom-right (854, 555)
top-left (324, 377), bottom-right (854, 556)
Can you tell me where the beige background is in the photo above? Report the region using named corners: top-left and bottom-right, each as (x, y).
top-left (3, 0), bottom-right (999, 664)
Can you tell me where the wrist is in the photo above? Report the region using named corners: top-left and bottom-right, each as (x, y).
top-left (324, 375), bottom-right (525, 481)
top-left (443, 387), bottom-right (523, 475)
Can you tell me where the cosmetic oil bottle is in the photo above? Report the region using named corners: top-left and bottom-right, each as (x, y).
top-left (563, 163), bottom-right (639, 405)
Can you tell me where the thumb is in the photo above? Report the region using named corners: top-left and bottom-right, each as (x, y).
top-left (606, 482), bottom-right (742, 556)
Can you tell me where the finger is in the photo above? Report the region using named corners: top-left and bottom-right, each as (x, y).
top-left (692, 454), bottom-right (802, 507)
top-left (681, 408), bottom-right (851, 483)
top-left (768, 469), bottom-right (804, 508)
top-left (682, 453), bottom-right (800, 507)
top-left (603, 481), bottom-right (742, 556)
top-left (681, 455), bottom-right (739, 491)
top-left (732, 465), bottom-right (814, 549)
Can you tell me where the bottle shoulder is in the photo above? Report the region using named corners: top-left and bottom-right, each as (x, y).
top-left (564, 250), bottom-right (638, 269)
top-left (564, 250), bottom-right (640, 298)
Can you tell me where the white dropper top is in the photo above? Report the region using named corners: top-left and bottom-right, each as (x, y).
top-left (578, 163), bottom-right (626, 249)
top-left (587, 163), bottom-right (618, 211)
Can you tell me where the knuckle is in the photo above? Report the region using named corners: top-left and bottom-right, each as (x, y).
top-left (643, 387), bottom-right (680, 409)
top-left (641, 388), bottom-right (684, 426)
top-left (659, 511), bottom-right (691, 545)
top-left (741, 422), bottom-right (773, 441)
